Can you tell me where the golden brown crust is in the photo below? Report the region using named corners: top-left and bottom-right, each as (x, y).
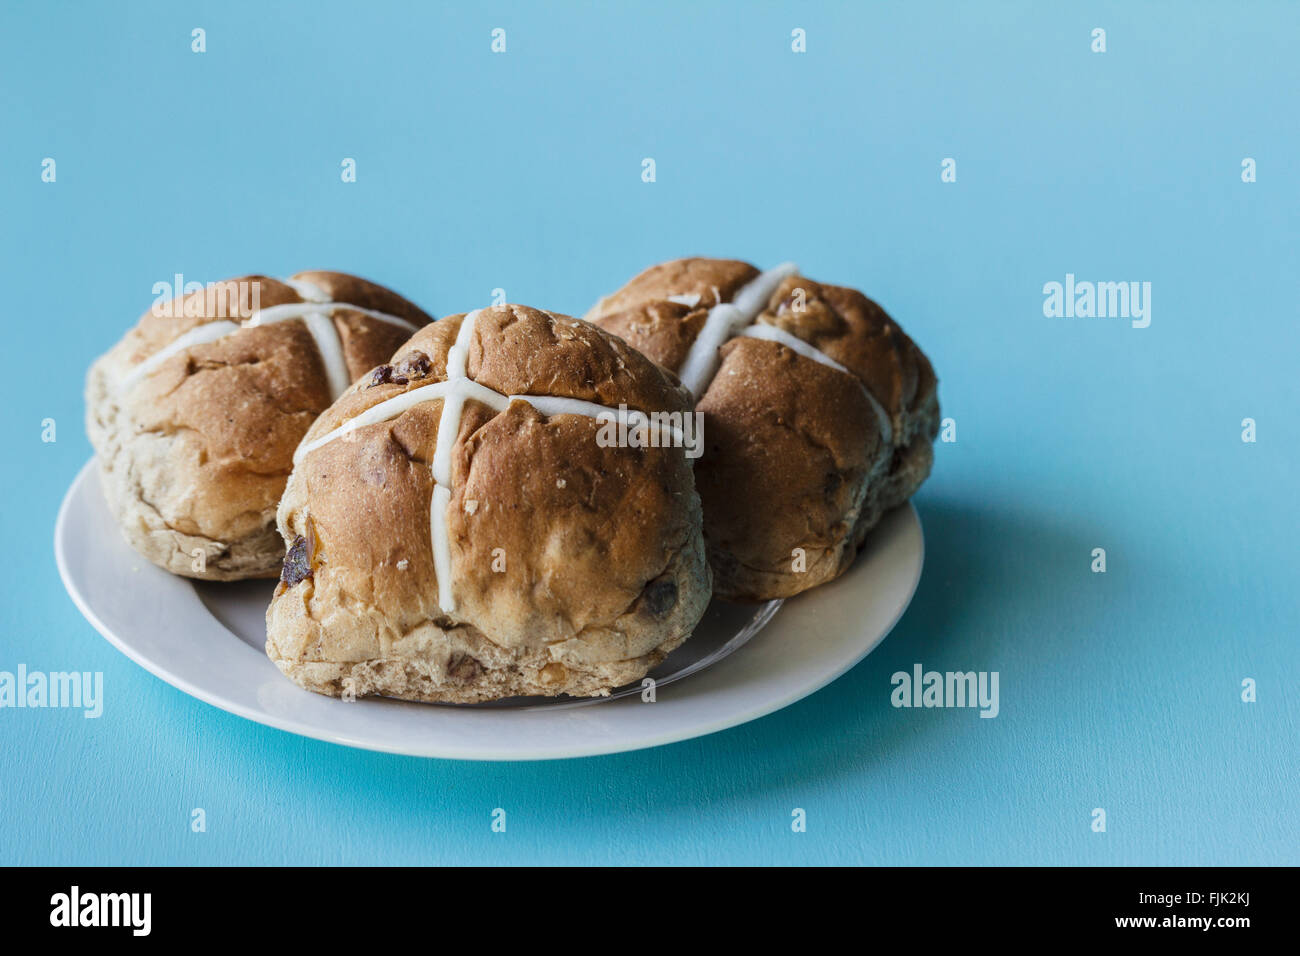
top-left (268, 304), bottom-right (711, 703)
top-left (85, 272), bottom-right (434, 580)
top-left (584, 257), bottom-right (758, 320)
top-left (697, 338), bottom-right (891, 600)
top-left (587, 258), bottom-right (940, 600)
top-left (293, 271), bottom-right (432, 329)
top-left (755, 276), bottom-right (939, 445)
top-left (470, 305), bottom-right (689, 410)
top-left (593, 301), bottom-right (709, 376)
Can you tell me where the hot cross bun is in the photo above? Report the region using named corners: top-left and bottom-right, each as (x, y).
top-left (85, 271), bottom-right (433, 580)
top-left (266, 304), bottom-right (711, 703)
top-left (587, 258), bottom-right (940, 601)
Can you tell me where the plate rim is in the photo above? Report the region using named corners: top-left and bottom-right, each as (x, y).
top-left (54, 458), bottom-right (924, 761)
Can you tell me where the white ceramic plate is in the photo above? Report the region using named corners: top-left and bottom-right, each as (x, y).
top-left (55, 460), bottom-right (923, 760)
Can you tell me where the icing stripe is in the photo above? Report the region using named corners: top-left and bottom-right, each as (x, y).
top-left (736, 323), bottom-right (892, 444)
top-left (445, 308), bottom-right (479, 379)
top-left (513, 396), bottom-right (687, 448)
top-left (737, 322), bottom-right (849, 373)
top-left (294, 379), bottom-right (460, 464)
top-left (282, 277), bottom-right (331, 302)
top-left (249, 301), bottom-right (423, 400)
top-left (296, 387), bottom-right (685, 467)
top-left (432, 311), bottom-right (481, 490)
top-left (430, 485), bottom-right (454, 614)
top-left (730, 261), bottom-right (799, 316)
top-left (676, 263), bottom-right (799, 400)
top-left (119, 279), bottom-right (423, 399)
top-left (677, 304), bottom-right (751, 400)
top-left (247, 302), bottom-right (423, 334)
top-left (432, 379), bottom-right (511, 486)
top-left (667, 262), bottom-right (893, 444)
top-left (303, 312), bottom-right (351, 400)
top-left (512, 394), bottom-right (635, 421)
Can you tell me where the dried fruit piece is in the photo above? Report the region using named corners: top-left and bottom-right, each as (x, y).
top-left (367, 352), bottom-right (431, 388)
top-left (641, 577), bottom-right (677, 617)
top-left (447, 654), bottom-right (481, 681)
top-left (394, 351), bottom-right (432, 381)
top-left (280, 534), bottom-right (313, 586)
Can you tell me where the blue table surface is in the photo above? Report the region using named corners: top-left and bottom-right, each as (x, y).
top-left (2, 1), bottom-right (1296, 866)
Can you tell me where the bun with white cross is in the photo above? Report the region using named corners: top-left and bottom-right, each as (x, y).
top-left (85, 271), bottom-right (432, 581)
top-left (266, 304), bottom-right (711, 703)
top-left (586, 258), bottom-right (940, 601)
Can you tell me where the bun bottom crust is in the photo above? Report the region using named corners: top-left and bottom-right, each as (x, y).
top-left (270, 638), bottom-right (685, 705)
top-left (85, 356), bottom-right (283, 581)
top-left (265, 530), bottom-right (709, 703)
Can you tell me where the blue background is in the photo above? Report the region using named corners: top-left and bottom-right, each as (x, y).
top-left (2, 0), bottom-right (1296, 865)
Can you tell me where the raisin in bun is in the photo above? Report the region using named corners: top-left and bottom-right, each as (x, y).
top-left (586, 257), bottom-right (939, 601)
top-left (266, 304), bottom-right (711, 704)
top-left (86, 272), bottom-right (433, 581)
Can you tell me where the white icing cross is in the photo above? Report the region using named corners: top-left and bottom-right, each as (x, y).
top-left (293, 307), bottom-right (686, 614)
top-left (118, 276), bottom-right (424, 398)
top-left (673, 264), bottom-right (893, 444)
